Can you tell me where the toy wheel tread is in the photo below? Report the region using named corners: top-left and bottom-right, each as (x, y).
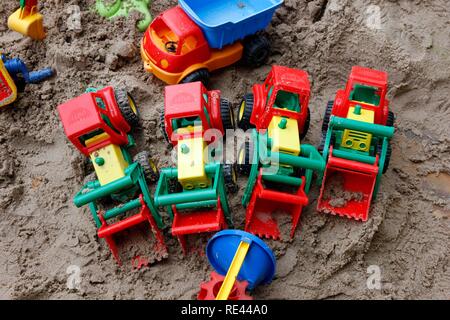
top-left (115, 88), bottom-right (140, 128)
top-left (386, 111), bottom-right (395, 127)
top-left (220, 98), bottom-right (235, 132)
top-left (223, 163), bottom-right (238, 194)
top-left (134, 151), bottom-right (160, 183)
top-left (237, 141), bottom-right (253, 176)
top-left (242, 34), bottom-right (271, 68)
top-left (322, 100), bottom-right (334, 133)
top-left (181, 69), bottom-right (210, 87)
top-left (237, 93), bottom-right (255, 130)
top-left (378, 142), bottom-right (392, 174)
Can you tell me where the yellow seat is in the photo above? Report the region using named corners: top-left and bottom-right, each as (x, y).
top-left (341, 106), bottom-right (375, 152)
top-left (268, 116), bottom-right (301, 156)
top-left (85, 134), bottom-right (128, 186)
top-left (177, 136), bottom-right (211, 190)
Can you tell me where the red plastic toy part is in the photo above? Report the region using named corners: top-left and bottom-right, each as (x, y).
top-left (57, 87), bottom-right (131, 157)
top-left (317, 149), bottom-right (378, 221)
top-left (330, 66), bottom-right (390, 126)
top-left (171, 200), bottom-right (227, 255)
top-left (198, 272), bottom-right (252, 300)
top-left (163, 81), bottom-right (224, 145)
top-left (250, 65), bottom-right (311, 132)
top-left (97, 196), bottom-right (168, 266)
top-left (142, 6), bottom-right (210, 75)
top-left (245, 170), bottom-right (309, 240)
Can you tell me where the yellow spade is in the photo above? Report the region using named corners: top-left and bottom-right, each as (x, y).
top-left (8, 0), bottom-right (46, 40)
top-left (215, 240), bottom-right (251, 300)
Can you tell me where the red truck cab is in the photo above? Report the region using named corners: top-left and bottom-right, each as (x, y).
top-left (238, 65), bottom-right (311, 138)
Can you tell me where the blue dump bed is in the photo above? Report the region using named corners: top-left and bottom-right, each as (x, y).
top-left (179, 0), bottom-right (283, 49)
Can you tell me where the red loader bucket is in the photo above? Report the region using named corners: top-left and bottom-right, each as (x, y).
top-left (171, 199), bottom-right (227, 254)
top-left (317, 155), bottom-right (378, 221)
top-left (245, 174), bottom-right (309, 240)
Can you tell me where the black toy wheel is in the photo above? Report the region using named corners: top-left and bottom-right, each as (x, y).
top-left (223, 164), bottom-right (238, 194)
top-left (220, 98), bottom-right (235, 132)
top-left (115, 88), bottom-right (140, 128)
top-left (322, 100), bottom-right (334, 133)
top-left (159, 109), bottom-right (171, 145)
top-left (386, 111), bottom-right (395, 127)
top-left (318, 132), bottom-right (336, 153)
top-left (237, 93), bottom-right (255, 130)
top-left (378, 142), bottom-right (392, 174)
top-left (242, 34), bottom-right (271, 67)
top-left (300, 108), bottom-right (311, 140)
top-left (134, 151), bottom-right (159, 183)
top-left (237, 141), bottom-right (253, 176)
top-left (318, 132), bottom-right (326, 153)
top-left (181, 69), bottom-right (210, 87)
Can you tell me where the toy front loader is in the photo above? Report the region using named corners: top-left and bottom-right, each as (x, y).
top-left (8, 0), bottom-right (45, 40)
top-left (241, 130), bottom-right (325, 240)
top-left (58, 87), bottom-right (167, 266)
top-left (74, 157), bottom-right (167, 265)
top-left (317, 116), bottom-right (395, 221)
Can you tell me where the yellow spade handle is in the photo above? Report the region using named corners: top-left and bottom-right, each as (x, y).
top-left (216, 240), bottom-right (250, 300)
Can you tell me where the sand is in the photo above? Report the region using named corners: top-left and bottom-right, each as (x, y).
top-left (0, 0), bottom-right (449, 299)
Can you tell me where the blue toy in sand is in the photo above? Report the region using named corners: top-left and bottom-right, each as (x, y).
top-left (179, 0), bottom-right (284, 49)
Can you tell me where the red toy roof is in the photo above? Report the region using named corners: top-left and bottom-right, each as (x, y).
top-left (57, 93), bottom-right (103, 137)
top-left (165, 81), bottom-right (205, 117)
top-left (161, 6), bottom-right (203, 40)
top-left (349, 66), bottom-right (388, 88)
top-left (271, 65), bottom-right (310, 94)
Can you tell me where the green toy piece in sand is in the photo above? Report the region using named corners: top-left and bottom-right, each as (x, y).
top-left (95, 0), bottom-right (152, 32)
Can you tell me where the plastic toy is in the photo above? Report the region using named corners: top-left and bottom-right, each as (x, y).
top-left (140, 0), bottom-right (284, 85)
top-left (317, 66), bottom-right (395, 221)
top-left (95, 0), bottom-right (153, 32)
top-left (237, 66), bottom-right (325, 240)
top-left (57, 87), bottom-right (167, 265)
top-left (198, 230), bottom-right (276, 300)
top-left (0, 54), bottom-right (53, 108)
top-left (8, 0), bottom-right (45, 40)
top-left (154, 81), bottom-right (237, 254)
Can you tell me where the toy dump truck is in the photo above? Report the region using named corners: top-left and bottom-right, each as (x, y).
top-left (140, 0), bottom-right (284, 85)
top-left (155, 81), bottom-right (237, 254)
top-left (0, 54), bottom-right (53, 108)
top-left (57, 87), bottom-right (167, 265)
top-left (237, 66), bottom-right (325, 240)
top-left (317, 66), bottom-right (395, 221)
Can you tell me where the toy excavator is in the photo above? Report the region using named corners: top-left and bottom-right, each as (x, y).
top-left (237, 65), bottom-right (325, 240)
top-left (0, 53), bottom-right (53, 108)
top-left (58, 87), bottom-right (167, 266)
top-left (8, 0), bottom-right (46, 40)
top-left (154, 81), bottom-right (238, 254)
top-left (317, 66), bottom-right (395, 221)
